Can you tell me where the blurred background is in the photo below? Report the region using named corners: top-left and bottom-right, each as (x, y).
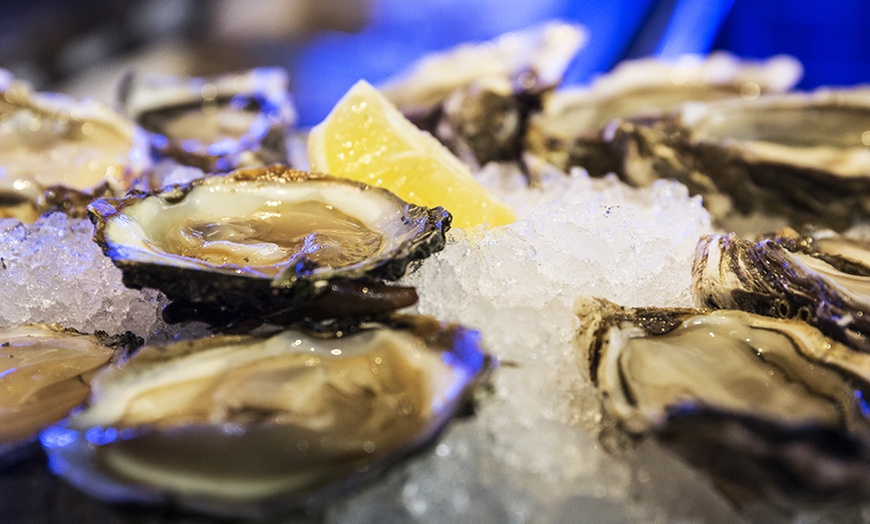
top-left (2, 0), bottom-right (869, 125)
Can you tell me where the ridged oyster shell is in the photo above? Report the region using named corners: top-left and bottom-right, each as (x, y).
top-left (693, 229), bottom-right (870, 352)
top-left (88, 165), bottom-right (450, 326)
top-left (380, 21), bottom-right (586, 167)
top-left (525, 53), bottom-right (801, 179)
top-left (0, 70), bottom-right (149, 222)
top-left (574, 296), bottom-right (870, 508)
top-left (120, 67), bottom-right (297, 174)
top-left (41, 315), bottom-right (493, 518)
top-left (618, 87), bottom-right (870, 231)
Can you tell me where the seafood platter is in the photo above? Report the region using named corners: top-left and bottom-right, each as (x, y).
top-left (2, 20), bottom-right (870, 523)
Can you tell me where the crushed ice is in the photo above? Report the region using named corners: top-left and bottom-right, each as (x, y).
top-left (0, 213), bottom-right (167, 337)
top-left (326, 166), bottom-right (741, 523)
top-left (0, 165), bottom-right (798, 522)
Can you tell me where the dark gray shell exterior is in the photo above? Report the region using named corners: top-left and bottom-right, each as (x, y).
top-left (88, 166), bottom-right (451, 327)
top-left (574, 296), bottom-right (870, 509)
top-left (692, 232), bottom-right (870, 353)
top-left (525, 54), bottom-right (801, 182)
top-left (379, 22), bottom-right (585, 169)
top-left (615, 88), bottom-right (870, 231)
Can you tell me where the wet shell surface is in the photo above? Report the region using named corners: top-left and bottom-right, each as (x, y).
top-left (692, 230), bottom-right (870, 353)
top-left (0, 70), bottom-right (149, 222)
top-left (525, 53), bottom-right (801, 180)
top-left (41, 315), bottom-right (493, 518)
top-left (379, 21), bottom-right (586, 167)
top-left (618, 87), bottom-right (870, 231)
top-left (574, 296), bottom-right (870, 508)
top-left (88, 165), bottom-right (451, 326)
top-left (120, 67), bottom-right (297, 174)
top-left (0, 324), bottom-right (132, 466)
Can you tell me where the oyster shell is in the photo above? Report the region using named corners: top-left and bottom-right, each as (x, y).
top-left (618, 87), bottom-right (870, 231)
top-left (41, 315), bottom-right (493, 518)
top-left (0, 70), bottom-right (148, 222)
top-left (574, 296), bottom-right (870, 507)
top-left (693, 230), bottom-right (870, 353)
top-left (525, 53), bottom-right (801, 180)
top-left (120, 67), bottom-right (297, 175)
top-left (88, 165), bottom-right (450, 326)
top-left (380, 22), bottom-right (586, 168)
top-left (0, 324), bottom-right (134, 466)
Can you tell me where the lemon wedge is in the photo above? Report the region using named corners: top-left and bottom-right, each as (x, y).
top-left (308, 80), bottom-right (516, 229)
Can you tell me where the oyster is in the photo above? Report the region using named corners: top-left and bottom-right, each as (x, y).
top-left (0, 324), bottom-right (134, 466)
top-left (618, 87), bottom-right (870, 231)
top-left (88, 165), bottom-right (450, 326)
top-left (120, 68), bottom-right (297, 175)
top-left (526, 53), bottom-right (801, 180)
top-left (693, 230), bottom-right (870, 353)
top-left (380, 22), bottom-right (586, 168)
top-left (574, 296), bottom-right (870, 507)
top-left (41, 315), bottom-right (493, 518)
top-left (0, 70), bottom-right (148, 222)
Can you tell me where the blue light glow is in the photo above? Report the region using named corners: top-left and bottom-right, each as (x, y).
top-left (39, 425), bottom-right (78, 449)
top-left (855, 390), bottom-right (870, 417)
top-left (655, 0), bottom-right (735, 59)
top-left (84, 426), bottom-right (120, 446)
top-left (433, 328), bottom-right (487, 413)
top-left (288, 0), bottom-right (870, 127)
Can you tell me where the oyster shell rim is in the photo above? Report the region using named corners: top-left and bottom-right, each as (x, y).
top-left (574, 295), bottom-right (870, 509)
top-left (40, 314), bottom-right (495, 518)
top-left (119, 67), bottom-right (298, 173)
top-left (617, 87), bottom-right (870, 230)
top-left (0, 71), bottom-right (151, 221)
top-left (87, 165), bottom-right (451, 325)
top-left (0, 323), bottom-right (140, 469)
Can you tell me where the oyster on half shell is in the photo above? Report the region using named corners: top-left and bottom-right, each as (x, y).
top-left (0, 324), bottom-right (136, 466)
top-left (380, 21), bottom-right (586, 168)
top-left (619, 87), bottom-right (870, 231)
top-left (88, 166), bottom-right (450, 326)
top-left (693, 230), bottom-right (870, 353)
top-left (120, 68), bottom-right (297, 175)
top-left (574, 296), bottom-right (870, 508)
top-left (0, 70), bottom-right (148, 222)
top-left (525, 53), bottom-right (801, 180)
top-left (41, 315), bottom-right (493, 518)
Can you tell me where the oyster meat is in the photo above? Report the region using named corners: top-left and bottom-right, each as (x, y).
top-left (525, 53), bottom-right (801, 181)
top-left (120, 68), bottom-right (297, 175)
top-left (88, 165), bottom-right (450, 326)
top-left (693, 230), bottom-right (870, 352)
top-left (0, 324), bottom-right (132, 465)
top-left (574, 296), bottom-right (870, 507)
top-left (380, 22), bottom-right (586, 168)
top-left (41, 315), bottom-right (493, 518)
top-left (618, 88), bottom-right (870, 231)
top-left (0, 70), bottom-right (148, 222)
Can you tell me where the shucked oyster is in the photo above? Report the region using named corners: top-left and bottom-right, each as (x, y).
top-left (693, 230), bottom-right (870, 353)
top-left (619, 88), bottom-right (870, 231)
top-left (526, 53), bottom-right (801, 180)
top-left (0, 324), bottom-right (134, 466)
top-left (380, 21), bottom-right (586, 168)
top-left (0, 70), bottom-right (148, 222)
top-left (88, 165), bottom-right (450, 326)
top-left (41, 315), bottom-right (493, 518)
top-left (120, 68), bottom-right (297, 175)
top-left (574, 296), bottom-right (870, 508)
